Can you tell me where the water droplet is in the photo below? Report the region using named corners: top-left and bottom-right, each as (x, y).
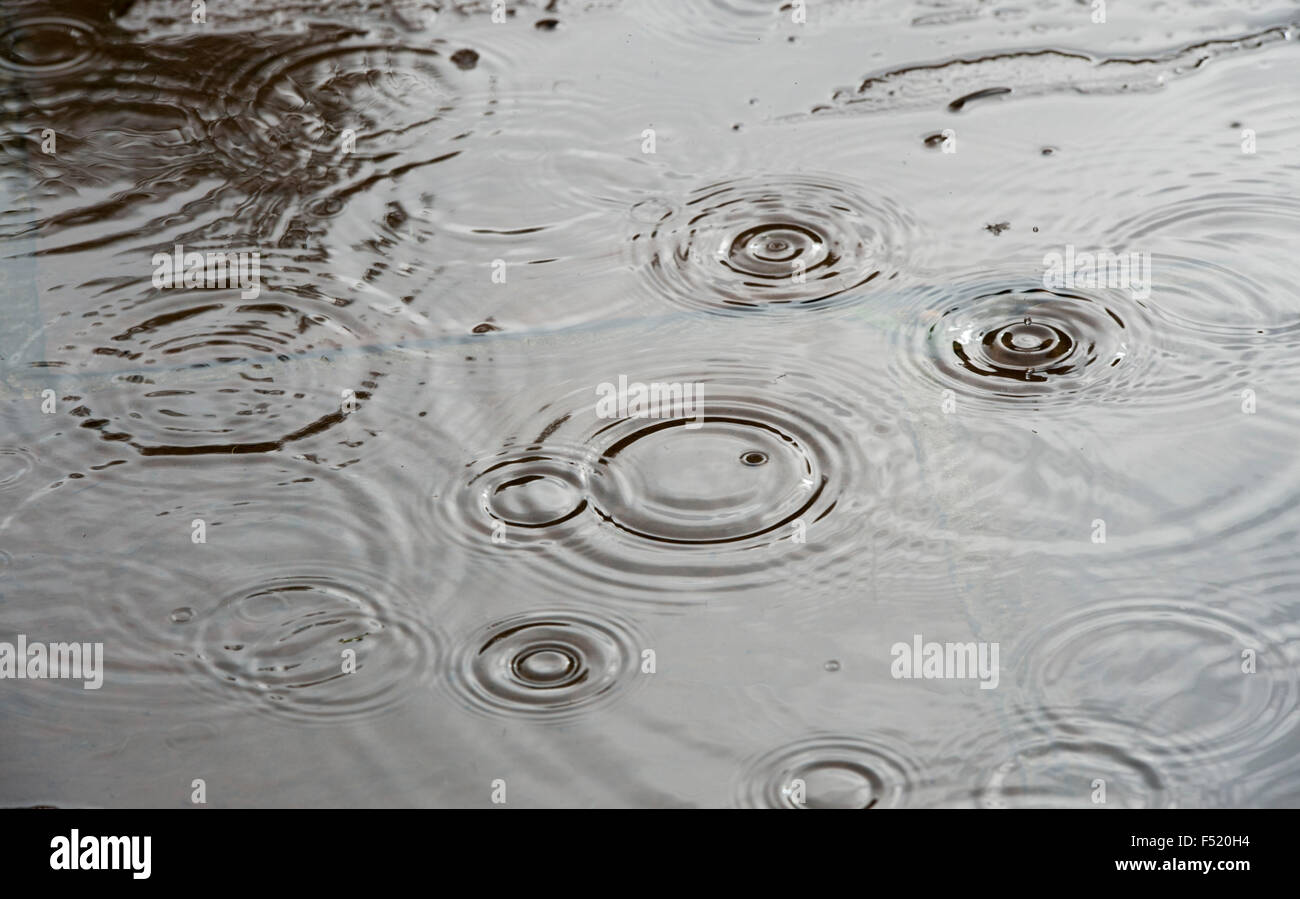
top-left (913, 286), bottom-right (1134, 406)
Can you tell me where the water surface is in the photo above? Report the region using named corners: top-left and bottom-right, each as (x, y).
top-left (2, 0), bottom-right (1298, 808)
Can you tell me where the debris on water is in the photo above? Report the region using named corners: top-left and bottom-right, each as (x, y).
top-left (451, 49), bottom-right (479, 70)
top-left (949, 86), bottom-right (1012, 112)
top-left (803, 25), bottom-right (1296, 118)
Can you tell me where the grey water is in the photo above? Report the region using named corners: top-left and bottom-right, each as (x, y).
top-left (1, 0), bottom-right (1299, 807)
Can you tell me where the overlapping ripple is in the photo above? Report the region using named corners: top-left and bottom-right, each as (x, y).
top-left (428, 347), bottom-right (893, 606)
top-left (207, 33), bottom-right (488, 184)
top-left (54, 287), bottom-right (384, 456)
top-left (927, 709), bottom-right (1198, 808)
top-left (1113, 192), bottom-right (1300, 343)
top-left (4, 0), bottom-right (1299, 809)
top-left (441, 447), bottom-right (591, 548)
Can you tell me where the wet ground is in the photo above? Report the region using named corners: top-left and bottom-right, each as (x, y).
top-left (2, 0), bottom-right (1299, 807)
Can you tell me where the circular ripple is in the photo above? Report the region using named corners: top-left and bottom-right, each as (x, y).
top-left (736, 734), bottom-right (922, 808)
top-left (929, 710), bottom-right (1193, 808)
top-left (438, 448), bottom-right (591, 551)
top-left (189, 573), bottom-right (439, 723)
top-left (588, 411), bottom-right (827, 546)
top-left (0, 30), bottom-right (226, 243)
top-left (1114, 193), bottom-right (1300, 341)
top-left (0, 551), bottom-right (207, 725)
top-left (894, 266), bottom-right (1281, 417)
top-left (472, 452), bottom-right (587, 530)
top-left (429, 352), bottom-right (887, 606)
top-left (631, 174), bottom-right (915, 315)
top-left (209, 36), bottom-right (470, 182)
top-left (918, 285), bottom-right (1131, 405)
top-left (449, 610), bottom-right (645, 722)
top-left (1019, 592), bottom-right (1297, 766)
top-left (0, 18), bottom-right (97, 75)
top-left (0, 447), bottom-right (36, 491)
top-left (60, 289), bottom-right (380, 456)
top-left (482, 469), bottom-right (584, 528)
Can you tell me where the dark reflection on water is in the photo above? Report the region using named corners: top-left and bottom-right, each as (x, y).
top-left (2, 0), bottom-right (1299, 807)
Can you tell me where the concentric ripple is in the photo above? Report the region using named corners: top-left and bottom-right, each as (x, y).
top-left (429, 352), bottom-right (886, 605)
top-left (929, 710), bottom-right (1195, 808)
top-left (1018, 591), bottom-right (1298, 766)
top-left (631, 175), bottom-right (915, 315)
top-left (0, 17), bottom-right (98, 76)
top-left (60, 289), bottom-right (380, 456)
top-left (0, 455), bottom-right (430, 727)
top-left (587, 410), bottom-right (828, 546)
top-left (449, 610), bottom-right (645, 722)
top-left (886, 274), bottom-right (1227, 417)
top-left (1113, 193), bottom-right (1300, 341)
top-left (437, 447), bottom-right (591, 553)
top-left (923, 286), bottom-right (1129, 401)
top-left (0, 551), bottom-right (206, 725)
top-left (736, 734), bottom-right (922, 808)
top-left (209, 35), bottom-right (471, 182)
top-left (0, 447), bottom-right (36, 491)
top-left (189, 573), bottom-right (440, 723)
